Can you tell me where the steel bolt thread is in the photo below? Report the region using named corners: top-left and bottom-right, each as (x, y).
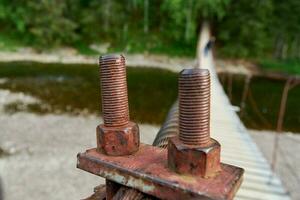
top-left (99, 54), bottom-right (129, 127)
top-left (179, 69), bottom-right (211, 146)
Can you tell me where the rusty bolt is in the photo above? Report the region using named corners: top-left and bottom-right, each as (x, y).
top-left (96, 54), bottom-right (140, 156)
top-left (168, 68), bottom-right (221, 177)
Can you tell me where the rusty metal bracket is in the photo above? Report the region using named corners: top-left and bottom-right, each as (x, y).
top-left (78, 56), bottom-right (244, 199)
top-left (77, 144), bottom-right (243, 200)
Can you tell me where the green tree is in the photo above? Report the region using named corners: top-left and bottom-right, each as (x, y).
top-left (0, 0), bottom-right (78, 46)
top-left (271, 0), bottom-right (300, 59)
top-left (161, 0), bottom-right (230, 44)
top-left (217, 0), bottom-right (273, 58)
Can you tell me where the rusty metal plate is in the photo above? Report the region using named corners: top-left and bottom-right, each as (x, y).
top-left (77, 144), bottom-right (244, 200)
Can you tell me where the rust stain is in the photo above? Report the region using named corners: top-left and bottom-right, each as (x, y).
top-left (77, 144), bottom-right (244, 200)
top-left (167, 69), bottom-right (221, 178)
top-left (96, 55), bottom-right (140, 156)
top-left (78, 61), bottom-right (244, 199)
top-left (97, 122), bottom-right (140, 156)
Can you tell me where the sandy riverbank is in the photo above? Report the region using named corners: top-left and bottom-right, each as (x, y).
top-left (0, 48), bottom-right (256, 75)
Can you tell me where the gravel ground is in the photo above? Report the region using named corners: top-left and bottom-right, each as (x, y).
top-left (0, 87), bottom-right (159, 200)
top-left (0, 113), bottom-right (159, 200)
top-left (249, 130), bottom-right (300, 200)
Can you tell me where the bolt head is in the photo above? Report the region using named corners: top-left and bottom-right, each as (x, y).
top-left (168, 137), bottom-right (221, 177)
top-left (96, 121), bottom-right (140, 156)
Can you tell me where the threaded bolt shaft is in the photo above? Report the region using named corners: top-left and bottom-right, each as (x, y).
top-left (179, 69), bottom-right (211, 146)
top-left (99, 54), bottom-right (129, 127)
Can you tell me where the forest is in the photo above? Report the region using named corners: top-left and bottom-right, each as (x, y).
top-left (0, 0), bottom-right (299, 60)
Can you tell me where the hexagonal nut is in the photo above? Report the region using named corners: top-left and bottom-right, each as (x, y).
top-left (96, 121), bottom-right (140, 156)
top-left (168, 137), bottom-right (221, 178)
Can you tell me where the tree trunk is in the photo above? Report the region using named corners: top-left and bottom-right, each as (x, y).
top-left (103, 0), bottom-right (111, 32)
top-left (282, 43), bottom-right (288, 60)
top-left (144, 0), bottom-right (149, 34)
top-left (273, 34), bottom-right (284, 59)
top-left (297, 37), bottom-right (300, 59)
top-left (184, 0), bottom-right (193, 42)
top-left (290, 37), bottom-right (297, 58)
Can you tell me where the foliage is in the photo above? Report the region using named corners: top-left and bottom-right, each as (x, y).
top-left (0, 0), bottom-right (78, 46)
top-left (0, 0), bottom-right (299, 60)
top-left (271, 0), bottom-right (300, 59)
top-left (217, 0), bottom-right (273, 58)
top-left (0, 0), bottom-right (229, 55)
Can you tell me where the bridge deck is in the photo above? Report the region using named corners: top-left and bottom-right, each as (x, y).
top-left (198, 25), bottom-right (290, 200)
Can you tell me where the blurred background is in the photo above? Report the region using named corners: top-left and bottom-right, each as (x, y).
top-left (0, 0), bottom-right (299, 199)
